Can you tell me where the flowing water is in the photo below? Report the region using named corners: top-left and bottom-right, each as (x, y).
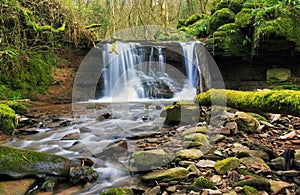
top-left (4, 41), bottom-right (213, 194)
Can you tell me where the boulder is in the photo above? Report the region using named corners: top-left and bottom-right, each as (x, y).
top-left (269, 180), bottom-right (293, 195)
top-left (132, 149), bottom-right (172, 170)
top-left (160, 101), bottom-right (200, 125)
top-left (239, 157), bottom-right (271, 172)
top-left (214, 157), bottom-right (240, 175)
top-left (232, 112), bottom-right (259, 133)
top-left (142, 167), bottom-right (189, 182)
top-left (267, 68), bottom-right (291, 84)
top-left (182, 126), bottom-right (208, 136)
top-left (233, 178), bottom-right (271, 191)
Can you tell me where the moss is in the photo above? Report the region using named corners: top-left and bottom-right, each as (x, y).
top-left (243, 185), bottom-right (259, 195)
top-left (195, 89), bottom-right (300, 117)
top-left (193, 176), bottom-right (217, 189)
top-left (235, 8), bottom-right (254, 28)
top-left (229, 0), bottom-right (247, 13)
top-left (0, 104), bottom-right (17, 135)
top-left (190, 19), bottom-right (210, 38)
top-left (214, 157), bottom-right (240, 175)
top-left (185, 14), bottom-right (202, 26)
top-left (4, 101), bottom-right (28, 114)
top-left (210, 8), bottom-right (235, 31)
top-left (210, 0), bottom-right (231, 14)
top-left (233, 178), bottom-right (271, 191)
top-left (248, 112), bottom-right (267, 121)
top-left (99, 188), bottom-right (134, 195)
top-left (142, 167), bottom-right (189, 182)
top-left (132, 149), bottom-right (171, 169)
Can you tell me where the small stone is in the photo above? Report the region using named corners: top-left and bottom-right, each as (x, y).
top-left (196, 160), bottom-right (216, 168)
top-left (143, 186), bottom-right (160, 195)
top-left (166, 186), bottom-right (176, 193)
top-left (182, 126), bottom-right (208, 136)
top-left (225, 122), bottom-right (238, 134)
top-left (184, 133), bottom-right (209, 145)
top-left (268, 157), bottom-right (286, 170)
top-left (187, 163), bottom-right (200, 176)
top-left (202, 189), bottom-right (222, 195)
top-left (232, 112), bottom-right (260, 133)
top-left (275, 170), bottom-right (300, 177)
top-left (193, 176), bottom-right (216, 190)
top-left (210, 175), bottom-right (222, 186)
top-left (179, 160), bottom-right (195, 167)
top-left (269, 180), bottom-right (292, 195)
top-left (220, 127), bottom-right (231, 135)
top-left (176, 149), bottom-right (203, 160)
top-left (223, 190), bottom-right (238, 195)
top-left (234, 186), bottom-right (243, 193)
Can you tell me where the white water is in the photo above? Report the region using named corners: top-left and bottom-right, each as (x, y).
top-left (98, 41), bottom-right (201, 102)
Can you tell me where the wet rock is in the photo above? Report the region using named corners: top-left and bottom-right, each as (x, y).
top-left (0, 179), bottom-right (36, 195)
top-left (40, 177), bottom-right (58, 192)
top-left (61, 132), bottom-right (80, 140)
top-left (214, 157), bottom-right (240, 175)
top-left (239, 157), bottom-right (271, 173)
top-left (269, 180), bottom-right (293, 195)
top-left (160, 102), bottom-right (200, 125)
top-left (142, 167), bottom-right (189, 182)
top-left (102, 140), bottom-right (128, 156)
top-left (233, 178), bottom-right (271, 191)
top-left (99, 188), bottom-right (134, 195)
top-left (196, 160), bottom-right (216, 168)
top-left (176, 149), bottom-right (203, 160)
top-left (182, 126), bottom-right (208, 136)
top-left (133, 149), bottom-right (171, 170)
top-left (193, 176), bottom-right (217, 189)
top-left (97, 113), bottom-right (112, 121)
top-left (232, 112), bottom-right (259, 133)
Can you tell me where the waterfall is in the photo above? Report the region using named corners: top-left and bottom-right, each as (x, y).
top-left (99, 41), bottom-right (201, 101)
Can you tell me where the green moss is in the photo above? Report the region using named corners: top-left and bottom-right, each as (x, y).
top-left (195, 89), bottom-right (300, 117)
top-left (185, 14), bottom-right (202, 26)
top-left (99, 188), bottom-right (134, 195)
top-left (210, 8), bottom-right (235, 31)
top-left (214, 157), bottom-right (240, 175)
top-left (194, 176), bottom-right (217, 189)
top-left (233, 178), bottom-right (271, 191)
top-left (235, 8), bottom-right (254, 28)
top-left (4, 101), bottom-right (28, 114)
top-left (190, 19), bottom-right (210, 38)
top-left (0, 104), bottom-right (17, 135)
top-left (0, 145), bottom-right (71, 178)
top-left (210, 0), bottom-right (231, 14)
top-left (243, 185), bottom-right (259, 195)
top-left (229, 0), bottom-right (247, 13)
top-left (142, 167), bottom-right (189, 182)
top-left (248, 112), bottom-right (267, 121)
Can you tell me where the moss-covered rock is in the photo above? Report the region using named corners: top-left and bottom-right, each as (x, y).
top-left (243, 185), bottom-right (258, 195)
top-left (235, 8), bottom-right (254, 28)
top-left (132, 149), bottom-right (171, 170)
top-left (190, 19), bottom-right (210, 38)
top-left (176, 149), bottom-right (203, 160)
top-left (184, 133), bottom-right (209, 146)
top-left (185, 14), bottom-right (202, 26)
top-left (267, 68), bottom-right (291, 85)
top-left (193, 176), bottom-right (217, 189)
top-left (182, 126), bottom-right (208, 136)
top-left (160, 101), bottom-right (200, 125)
top-left (0, 104), bottom-right (17, 135)
top-left (195, 89), bottom-right (300, 117)
top-left (99, 188), bottom-right (134, 195)
top-left (233, 178), bottom-right (271, 191)
top-left (232, 111), bottom-right (259, 133)
top-left (210, 8), bottom-right (235, 31)
top-left (142, 167), bottom-right (189, 182)
top-left (240, 156), bottom-right (270, 172)
top-left (214, 157), bottom-right (240, 175)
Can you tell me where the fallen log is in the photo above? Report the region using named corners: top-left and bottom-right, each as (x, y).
top-left (195, 89), bottom-right (300, 116)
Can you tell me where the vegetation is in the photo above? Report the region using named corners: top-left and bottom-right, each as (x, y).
top-left (0, 104), bottom-right (17, 135)
top-left (195, 89), bottom-right (300, 116)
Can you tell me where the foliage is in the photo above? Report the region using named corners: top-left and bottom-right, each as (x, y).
top-left (209, 8), bottom-right (236, 31)
top-left (0, 104), bottom-right (17, 135)
top-left (194, 176), bottom-right (217, 189)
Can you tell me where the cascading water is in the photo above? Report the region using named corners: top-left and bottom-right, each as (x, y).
top-left (99, 41), bottom-right (202, 101)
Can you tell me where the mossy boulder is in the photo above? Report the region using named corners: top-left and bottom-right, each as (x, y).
top-left (193, 176), bottom-right (217, 189)
top-left (239, 157), bottom-right (270, 172)
top-left (141, 167), bottom-right (189, 182)
top-left (0, 145), bottom-right (98, 183)
top-left (176, 149), bottom-right (203, 160)
top-left (232, 111), bottom-right (260, 133)
top-left (235, 8), bottom-right (254, 28)
top-left (190, 19), bottom-right (210, 38)
top-left (210, 8), bottom-right (235, 31)
top-left (233, 178), bottom-right (271, 191)
top-left (160, 101), bottom-right (200, 125)
top-left (132, 149), bottom-right (172, 170)
top-left (0, 104), bottom-right (17, 135)
top-left (243, 185), bottom-right (258, 195)
top-left (267, 68), bottom-right (291, 85)
top-left (210, 0), bottom-right (245, 14)
top-left (214, 157), bottom-right (240, 175)
top-left (185, 14), bottom-right (202, 26)
top-left (182, 126), bottom-right (208, 136)
top-left (184, 133), bottom-right (209, 146)
top-left (99, 188), bottom-right (134, 195)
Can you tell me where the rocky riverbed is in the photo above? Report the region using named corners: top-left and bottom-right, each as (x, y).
top-left (1, 101), bottom-right (300, 195)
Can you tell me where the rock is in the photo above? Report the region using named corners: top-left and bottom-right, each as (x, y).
top-left (0, 104), bottom-right (17, 135)
top-left (243, 185), bottom-right (258, 195)
top-left (269, 180), bottom-right (292, 195)
top-left (176, 149), bottom-right (203, 160)
top-left (223, 190), bottom-right (238, 195)
top-left (224, 122), bottom-right (239, 134)
top-left (160, 102), bottom-right (200, 125)
top-left (102, 140), bottom-right (128, 156)
top-left (166, 185), bottom-right (176, 193)
top-left (99, 188), bottom-right (134, 195)
top-left (274, 170), bottom-right (300, 177)
top-left (214, 157), bottom-right (240, 175)
top-left (196, 160), bottom-right (216, 168)
top-left (0, 145), bottom-right (98, 184)
top-left (232, 112), bottom-right (259, 133)
top-left (268, 157), bottom-right (286, 170)
top-left (184, 133), bottom-right (209, 145)
top-left (0, 179), bottom-right (36, 195)
top-left (202, 189), bottom-right (222, 195)
top-left (294, 150), bottom-right (300, 169)
top-left (182, 126), bottom-right (208, 136)
top-left (210, 175), bottom-right (222, 186)
top-left (236, 150), bottom-right (269, 161)
top-left (187, 163), bottom-right (200, 176)
top-left (239, 157), bottom-right (271, 173)
top-left (142, 167), bottom-right (189, 182)
top-left (143, 186), bottom-right (160, 195)
top-left (133, 149), bottom-right (172, 170)
top-left (266, 68), bottom-right (291, 85)
top-left (233, 178), bottom-right (271, 191)
top-left (232, 143), bottom-right (249, 153)
top-left (193, 176), bottom-right (217, 189)
top-left (61, 132), bottom-right (80, 140)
